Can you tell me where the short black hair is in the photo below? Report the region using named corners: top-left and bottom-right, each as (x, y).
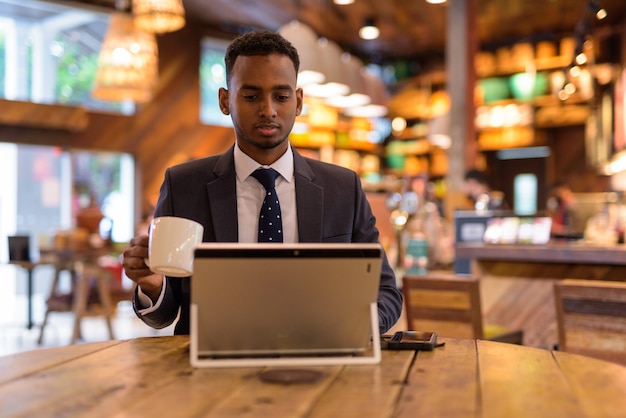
top-left (224, 30), bottom-right (300, 87)
top-left (464, 169), bottom-right (487, 185)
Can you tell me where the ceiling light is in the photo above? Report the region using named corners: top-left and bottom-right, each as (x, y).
top-left (343, 68), bottom-right (389, 118)
top-left (133, 0), bottom-right (186, 33)
top-left (359, 18), bottom-right (379, 40)
top-left (564, 83), bottom-right (577, 95)
top-left (333, 0), bottom-right (355, 4)
top-left (302, 82), bottom-right (350, 98)
top-left (588, 1), bottom-right (607, 20)
top-left (575, 52), bottom-right (588, 65)
top-left (326, 55), bottom-right (371, 108)
top-left (392, 117), bottom-right (407, 133)
top-left (314, 38), bottom-right (350, 97)
top-left (425, 0), bottom-right (447, 4)
top-left (92, 12), bottom-right (159, 103)
top-left (279, 21), bottom-right (326, 87)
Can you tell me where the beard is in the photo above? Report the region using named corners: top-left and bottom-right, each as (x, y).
top-left (234, 123), bottom-right (290, 152)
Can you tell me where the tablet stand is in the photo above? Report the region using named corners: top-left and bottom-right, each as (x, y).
top-left (189, 302), bottom-right (382, 368)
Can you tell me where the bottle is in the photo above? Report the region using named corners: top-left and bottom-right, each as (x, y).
top-left (405, 234), bottom-right (428, 275)
top-left (404, 215), bottom-right (429, 275)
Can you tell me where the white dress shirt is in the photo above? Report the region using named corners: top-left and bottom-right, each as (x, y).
top-left (234, 142), bottom-right (298, 243)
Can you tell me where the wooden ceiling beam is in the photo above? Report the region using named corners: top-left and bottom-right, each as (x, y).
top-left (0, 99), bottom-right (88, 132)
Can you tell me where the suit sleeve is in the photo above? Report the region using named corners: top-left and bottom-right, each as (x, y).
top-left (132, 167), bottom-right (185, 331)
top-left (349, 171), bottom-right (403, 333)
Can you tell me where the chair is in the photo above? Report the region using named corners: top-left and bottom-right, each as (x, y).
top-left (402, 273), bottom-right (524, 344)
top-left (37, 235), bottom-right (132, 345)
top-left (38, 256), bottom-right (113, 345)
top-left (554, 279), bottom-right (626, 366)
top-left (7, 235), bottom-right (49, 330)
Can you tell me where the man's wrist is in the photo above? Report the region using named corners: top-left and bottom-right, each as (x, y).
top-left (138, 275), bottom-right (164, 303)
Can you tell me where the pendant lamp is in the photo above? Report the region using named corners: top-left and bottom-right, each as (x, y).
top-left (343, 68), bottom-right (389, 118)
top-left (305, 38), bottom-right (350, 98)
top-left (326, 54), bottom-right (371, 108)
top-left (92, 12), bottom-right (159, 103)
top-left (358, 17), bottom-right (379, 40)
top-left (133, 0), bottom-right (186, 34)
top-left (279, 21), bottom-right (326, 87)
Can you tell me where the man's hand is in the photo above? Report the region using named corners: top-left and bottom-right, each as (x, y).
top-left (122, 235), bottom-right (164, 301)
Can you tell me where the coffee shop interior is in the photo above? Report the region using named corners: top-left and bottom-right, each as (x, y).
top-left (1, 0), bottom-right (626, 363)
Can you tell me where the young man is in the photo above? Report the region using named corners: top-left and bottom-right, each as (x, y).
top-left (122, 30), bottom-right (402, 334)
top-left (548, 181), bottom-right (580, 235)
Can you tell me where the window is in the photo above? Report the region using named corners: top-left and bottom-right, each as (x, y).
top-left (0, 144), bottom-right (134, 265)
top-left (0, 19), bottom-right (8, 97)
top-left (200, 37), bottom-right (232, 127)
top-left (0, 144), bottom-right (134, 333)
top-left (0, 0), bottom-right (132, 114)
top-left (71, 151), bottom-right (135, 243)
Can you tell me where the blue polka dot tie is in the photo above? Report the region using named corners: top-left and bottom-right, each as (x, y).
top-left (251, 168), bottom-right (283, 243)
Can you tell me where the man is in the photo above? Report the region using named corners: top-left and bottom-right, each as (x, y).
top-left (122, 30), bottom-right (403, 334)
top-left (463, 168), bottom-right (507, 210)
top-left (548, 181), bottom-right (580, 235)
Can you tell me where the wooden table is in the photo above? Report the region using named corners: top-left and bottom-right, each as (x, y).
top-left (37, 247), bottom-right (126, 345)
top-left (2, 336), bottom-right (626, 417)
top-left (7, 260), bottom-right (54, 329)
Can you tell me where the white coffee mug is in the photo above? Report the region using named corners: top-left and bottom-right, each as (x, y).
top-left (146, 216), bottom-right (204, 277)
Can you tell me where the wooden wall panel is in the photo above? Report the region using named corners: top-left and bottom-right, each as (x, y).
top-left (548, 126), bottom-right (610, 192)
top-left (0, 99), bottom-right (87, 131)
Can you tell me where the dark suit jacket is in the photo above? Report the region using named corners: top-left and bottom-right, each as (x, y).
top-left (134, 146), bottom-right (403, 333)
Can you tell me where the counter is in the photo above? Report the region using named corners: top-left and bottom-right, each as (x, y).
top-left (455, 242), bottom-right (626, 280)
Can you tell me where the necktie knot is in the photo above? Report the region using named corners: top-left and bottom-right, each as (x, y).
top-left (251, 168), bottom-right (279, 191)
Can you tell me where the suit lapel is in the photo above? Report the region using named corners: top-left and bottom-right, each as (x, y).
top-left (205, 147), bottom-right (325, 243)
top-left (293, 150), bottom-right (324, 242)
top-left (207, 148), bottom-right (238, 242)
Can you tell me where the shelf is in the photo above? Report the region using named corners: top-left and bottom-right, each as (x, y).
top-left (478, 92), bottom-right (591, 108)
top-left (477, 55), bottom-right (572, 78)
top-left (385, 138), bottom-right (431, 157)
top-left (535, 105), bottom-right (590, 128)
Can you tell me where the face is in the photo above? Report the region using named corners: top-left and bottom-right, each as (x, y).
top-left (463, 179), bottom-right (480, 201)
top-left (219, 54), bottom-right (303, 165)
top-left (553, 186), bottom-right (573, 206)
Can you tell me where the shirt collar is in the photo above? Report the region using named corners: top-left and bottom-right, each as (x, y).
top-left (234, 142), bottom-right (294, 183)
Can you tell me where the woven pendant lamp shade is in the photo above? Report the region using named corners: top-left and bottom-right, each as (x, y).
top-left (133, 0), bottom-right (186, 34)
top-left (92, 12), bottom-right (158, 103)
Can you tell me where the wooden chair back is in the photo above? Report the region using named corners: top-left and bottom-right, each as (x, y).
top-left (554, 279), bottom-right (626, 365)
top-left (403, 273), bottom-right (484, 339)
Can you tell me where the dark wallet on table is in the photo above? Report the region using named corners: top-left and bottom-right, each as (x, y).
top-left (380, 331), bottom-right (444, 350)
